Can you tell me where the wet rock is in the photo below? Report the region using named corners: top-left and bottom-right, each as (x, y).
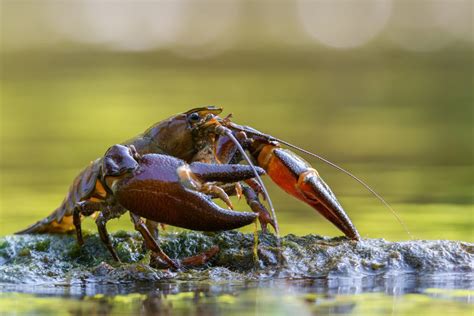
top-left (0, 231), bottom-right (472, 285)
top-left (93, 262), bottom-right (115, 276)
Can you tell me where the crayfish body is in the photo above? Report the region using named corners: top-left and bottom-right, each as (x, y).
top-left (17, 106), bottom-right (360, 269)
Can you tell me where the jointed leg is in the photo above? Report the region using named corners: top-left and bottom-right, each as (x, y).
top-left (130, 213), bottom-right (220, 270)
top-left (144, 219), bottom-right (163, 266)
top-left (95, 204), bottom-right (126, 262)
top-left (180, 246), bottom-right (220, 267)
top-left (201, 181), bottom-right (275, 233)
top-left (242, 186), bottom-right (276, 233)
top-left (212, 182), bottom-right (276, 233)
top-left (96, 213), bottom-right (119, 261)
top-left (130, 213), bottom-right (179, 269)
top-left (73, 200), bottom-right (103, 246)
top-left (145, 219), bottom-right (159, 241)
top-left (73, 207), bottom-right (84, 246)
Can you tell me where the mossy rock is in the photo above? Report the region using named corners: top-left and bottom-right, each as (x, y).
top-left (0, 231), bottom-right (472, 285)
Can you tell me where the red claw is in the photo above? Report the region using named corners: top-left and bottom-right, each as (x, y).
top-left (255, 145), bottom-right (360, 240)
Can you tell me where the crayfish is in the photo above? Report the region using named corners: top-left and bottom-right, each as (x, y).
top-left (17, 107), bottom-right (362, 269)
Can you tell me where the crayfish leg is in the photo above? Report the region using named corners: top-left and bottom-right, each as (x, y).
top-left (144, 219), bottom-right (160, 255)
top-left (180, 246), bottom-right (220, 267)
top-left (73, 200), bottom-right (103, 246)
top-left (242, 186), bottom-right (276, 233)
top-left (130, 213), bottom-right (178, 269)
top-left (129, 213), bottom-right (219, 270)
top-left (95, 204), bottom-right (127, 262)
top-left (145, 219), bottom-right (159, 241)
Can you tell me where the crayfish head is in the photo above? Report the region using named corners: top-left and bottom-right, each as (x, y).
top-left (137, 106), bottom-right (223, 161)
top-left (187, 106), bottom-right (226, 154)
top-left (184, 106), bottom-right (223, 122)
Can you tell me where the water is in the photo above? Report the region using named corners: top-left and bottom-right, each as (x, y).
top-left (0, 276), bottom-right (472, 316)
top-left (0, 49), bottom-right (472, 314)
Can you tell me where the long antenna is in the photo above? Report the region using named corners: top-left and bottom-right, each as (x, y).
top-left (230, 124), bottom-right (411, 239)
top-left (221, 127), bottom-right (280, 237)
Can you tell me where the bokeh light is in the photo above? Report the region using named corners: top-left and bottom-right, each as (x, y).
top-left (170, 1), bottom-right (241, 59)
top-left (297, 0), bottom-right (392, 49)
top-left (47, 1), bottom-right (186, 51)
top-left (432, 0), bottom-right (473, 42)
top-left (387, 0), bottom-right (451, 51)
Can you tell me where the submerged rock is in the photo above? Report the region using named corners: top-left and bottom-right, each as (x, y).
top-left (0, 231), bottom-right (472, 284)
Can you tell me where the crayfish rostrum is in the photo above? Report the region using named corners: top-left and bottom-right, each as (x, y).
top-left (17, 107), bottom-right (360, 269)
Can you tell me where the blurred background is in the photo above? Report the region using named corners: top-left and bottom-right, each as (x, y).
top-left (0, 0), bottom-right (472, 241)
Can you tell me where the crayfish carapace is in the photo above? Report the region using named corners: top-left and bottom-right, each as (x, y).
top-left (17, 106), bottom-right (362, 269)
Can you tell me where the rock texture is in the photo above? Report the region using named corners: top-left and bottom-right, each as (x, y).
top-left (0, 231), bottom-right (472, 284)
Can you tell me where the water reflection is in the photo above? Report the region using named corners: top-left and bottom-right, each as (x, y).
top-left (1, 274), bottom-right (472, 315)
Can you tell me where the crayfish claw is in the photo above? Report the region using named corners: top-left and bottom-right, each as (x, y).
top-left (299, 171), bottom-right (360, 240)
top-left (189, 162), bottom-right (265, 184)
top-left (252, 145), bottom-right (360, 240)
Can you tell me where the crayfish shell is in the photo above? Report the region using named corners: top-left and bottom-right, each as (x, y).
top-left (113, 154), bottom-right (257, 231)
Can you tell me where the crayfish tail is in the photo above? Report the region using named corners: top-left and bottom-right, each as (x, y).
top-left (15, 210), bottom-right (75, 234)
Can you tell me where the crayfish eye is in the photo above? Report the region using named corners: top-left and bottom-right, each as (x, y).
top-left (188, 112), bottom-right (200, 123)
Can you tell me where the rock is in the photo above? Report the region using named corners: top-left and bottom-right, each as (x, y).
top-left (0, 231), bottom-right (472, 285)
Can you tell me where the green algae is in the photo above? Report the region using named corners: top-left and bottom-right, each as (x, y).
top-left (18, 248), bottom-right (31, 257)
top-left (0, 231), bottom-right (472, 285)
top-left (1, 286), bottom-right (473, 316)
top-left (33, 239), bottom-right (50, 252)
